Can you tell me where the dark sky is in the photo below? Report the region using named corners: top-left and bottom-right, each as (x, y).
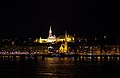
top-left (0, 0), bottom-right (119, 38)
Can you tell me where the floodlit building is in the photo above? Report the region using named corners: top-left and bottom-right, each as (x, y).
top-left (34, 26), bottom-right (74, 43)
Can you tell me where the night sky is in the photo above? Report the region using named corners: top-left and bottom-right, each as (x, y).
top-left (0, 0), bottom-right (119, 38)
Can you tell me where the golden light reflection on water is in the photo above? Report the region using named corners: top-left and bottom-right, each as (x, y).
top-left (117, 57), bottom-right (119, 61)
top-left (78, 56), bottom-right (120, 62)
top-left (108, 56), bottom-right (110, 61)
top-left (1, 55), bottom-right (120, 63)
top-left (44, 57), bottom-right (75, 67)
top-left (97, 56), bottom-right (100, 61)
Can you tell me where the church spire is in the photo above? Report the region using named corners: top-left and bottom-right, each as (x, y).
top-left (49, 26), bottom-right (52, 37)
top-left (49, 26), bottom-right (52, 34)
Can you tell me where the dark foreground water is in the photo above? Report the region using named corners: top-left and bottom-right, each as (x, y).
top-left (0, 56), bottom-right (120, 78)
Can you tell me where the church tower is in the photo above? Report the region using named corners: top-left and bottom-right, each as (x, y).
top-left (59, 30), bottom-right (68, 53)
top-left (64, 30), bottom-right (68, 52)
top-left (47, 26), bottom-right (56, 43)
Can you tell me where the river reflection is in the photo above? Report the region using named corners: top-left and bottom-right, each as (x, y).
top-left (0, 56), bottom-right (120, 78)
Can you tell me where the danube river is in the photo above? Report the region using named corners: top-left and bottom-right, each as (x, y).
top-left (0, 56), bottom-right (120, 78)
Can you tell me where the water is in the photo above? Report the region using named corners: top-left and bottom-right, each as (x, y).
top-left (0, 56), bottom-right (120, 78)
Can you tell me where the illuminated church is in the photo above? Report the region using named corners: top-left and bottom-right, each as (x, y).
top-left (34, 26), bottom-right (74, 43)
